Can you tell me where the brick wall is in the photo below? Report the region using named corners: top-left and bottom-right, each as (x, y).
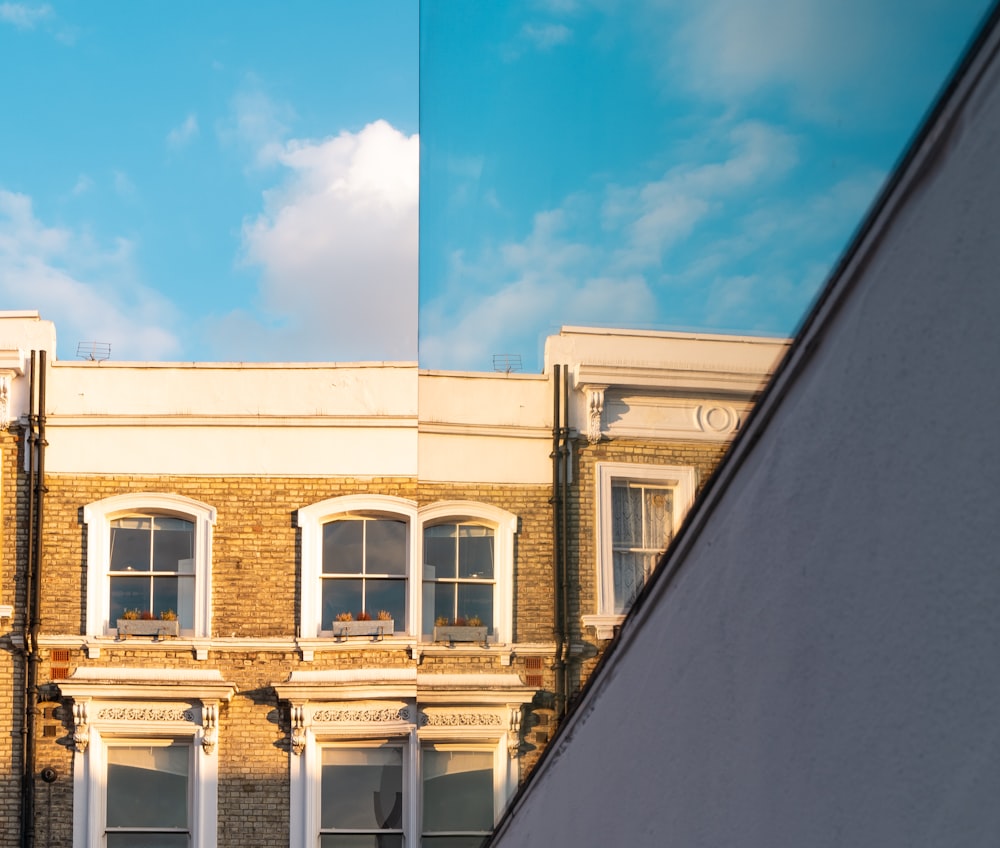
top-left (568, 437), bottom-right (730, 692)
top-left (20, 471), bottom-right (556, 845)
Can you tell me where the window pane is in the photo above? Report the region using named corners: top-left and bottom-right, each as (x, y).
top-left (323, 579), bottom-right (363, 626)
top-left (324, 521), bottom-right (364, 574)
top-left (110, 523), bottom-right (152, 573)
top-left (321, 747), bottom-right (403, 830)
top-left (613, 551), bottom-right (645, 614)
top-left (643, 487), bottom-right (672, 549)
top-left (458, 527), bottom-right (493, 580)
top-left (110, 576), bottom-right (150, 621)
top-left (365, 519), bottom-right (406, 575)
top-left (152, 575), bottom-right (194, 629)
top-left (424, 525), bottom-right (457, 579)
top-left (612, 485), bottom-right (643, 547)
top-left (432, 582), bottom-right (454, 625)
top-left (422, 749), bottom-right (493, 832)
top-left (152, 518), bottom-right (194, 572)
top-left (107, 835), bottom-right (188, 848)
top-left (364, 579), bottom-right (406, 626)
top-left (152, 576), bottom-right (178, 621)
top-left (320, 837), bottom-right (403, 848)
top-left (107, 744), bottom-right (188, 828)
top-left (456, 584), bottom-right (492, 631)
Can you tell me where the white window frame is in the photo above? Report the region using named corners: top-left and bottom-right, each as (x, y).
top-left (71, 712), bottom-right (219, 848)
top-left (289, 724), bottom-right (512, 848)
top-left (418, 501), bottom-right (517, 645)
top-left (298, 495), bottom-right (419, 638)
top-left (419, 740), bottom-right (505, 845)
top-left (84, 493), bottom-right (216, 638)
top-left (585, 463), bottom-right (696, 638)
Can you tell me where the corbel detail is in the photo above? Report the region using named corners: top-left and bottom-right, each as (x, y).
top-left (72, 701), bottom-right (90, 753)
top-left (201, 702), bottom-right (218, 754)
top-left (289, 703), bottom-right (307, 756)
top-left (584, 385), bottom-right (608, 444)
top-left (0, 373), bottom-right (9, 430)
top-left (508, 706), bottom-right (522, 758)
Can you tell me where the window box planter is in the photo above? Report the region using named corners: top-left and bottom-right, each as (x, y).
top-left (332, 619), bottom-right (394, 640)
top-left (433, 625), bottom-right (489, 646)
top-left (116, 619), bottom-right (180, 639)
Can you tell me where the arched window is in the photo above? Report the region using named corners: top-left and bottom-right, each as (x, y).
top-left (418, 502), bottom-right (517, 644)
top-left (84, 494), bottom-right (216, 638)
top-left (298, 495), bottom-right (418, 638)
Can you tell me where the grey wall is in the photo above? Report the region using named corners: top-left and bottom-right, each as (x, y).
top-left (491, 14), bottom-right (1000, 848)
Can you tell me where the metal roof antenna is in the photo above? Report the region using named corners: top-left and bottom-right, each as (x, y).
top-left (492, 354), bottom-right (523, 374)
top-left (76, 342), bottom-right (112, 361)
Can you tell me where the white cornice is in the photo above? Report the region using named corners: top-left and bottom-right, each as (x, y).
top-left (58, 666), bottom-right (238, 702)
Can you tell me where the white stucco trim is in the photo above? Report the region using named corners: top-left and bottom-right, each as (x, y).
top-left (83, 493), bottom-right (217, 639)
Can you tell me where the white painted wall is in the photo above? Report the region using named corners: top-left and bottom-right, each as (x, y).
top-left (490, 15), bottom-right (1000, 848)
top-left (418, 371), bottom-right (551, 483)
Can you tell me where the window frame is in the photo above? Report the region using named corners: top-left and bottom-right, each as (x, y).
top-left (289, 725), bottom-right (509, 848)
top-left (298, 495), bottom-right (419, 638)
top-left (587, 463), bottom-right (696, 635)
top-left (418, 502), bottom-right (517, 645)
top-left (84, 493), bottom-right (216, 639)
top-left (420, 741), bottom-right (501, 846)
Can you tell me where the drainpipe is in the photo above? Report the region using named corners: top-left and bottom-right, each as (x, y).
top-left (21, 350), bottom-right (45, 848)
top-left (551, 365), bottom-right (566, 715)
top-left (559, 367), bottom-right (571, 710)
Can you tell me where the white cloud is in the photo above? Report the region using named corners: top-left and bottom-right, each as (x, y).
top-left (166, 113), bottom-right (199, 149)
top-left (0, 190), bottom-right (181, 359)
top-left (0, 2), bottom-right (51, 29)
top-left (112, 170), bottom-right (136, 198)
top-left (521, 22), bottom-right (572, 49)
top-left (216, 85), bottom-right (294, 167)
top-left (71, 174), bottom-right (93, 196)
top-left (220, 119), bottom-right (418, 362)
top-left (642, 0), bottom-right (967, 122)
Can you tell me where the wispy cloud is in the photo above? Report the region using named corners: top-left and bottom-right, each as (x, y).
top-left (211, 119), bottom-right (418, 362)
top-left (0, 189), bottom-right (181, 359)
top-left (166, 113), bottom-right (199, 149)
top-left (0, 2), bottom-right (51, 29)
top-left (112, 170), bottom-right (136, 199)
top-left (521, 22), bottom-right (572, 49)
top-left (216, 83), bottom-right (295, 167)
top-left (419, 116), bottom-right (872, 369)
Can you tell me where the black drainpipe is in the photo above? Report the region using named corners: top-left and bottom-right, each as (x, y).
top-left (559, 367), bottom-right (571, 709)
top-left (21, 349), bottom-right (45, 848)
top-left (550, 364), bottom-right (566, 715)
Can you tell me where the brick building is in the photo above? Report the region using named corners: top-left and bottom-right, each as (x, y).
top-left (0, 311), bottom-right (786, 847)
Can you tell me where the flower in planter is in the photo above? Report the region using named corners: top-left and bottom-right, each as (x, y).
top-left (453, 616), bottom-right (468, 627)
top-left (139, 610), bottom-right (156, 621)
top-left (435, 615), bottom-right (449, 626)
top-left (376, 610), bottom-right (393, 621)
top-left (159, 609), bottom-right (178, 621)
top-left (465, 615), bottom-right (483, 627)
top-left (356, 611), bottom-right (373, 622)
top-left (335, 612), bottom-right (354, 622)
top-left (120, 609), bottom-right (141, 621)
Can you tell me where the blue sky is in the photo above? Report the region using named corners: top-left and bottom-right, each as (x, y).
top-left (0, 1), bottom-right (993, 368)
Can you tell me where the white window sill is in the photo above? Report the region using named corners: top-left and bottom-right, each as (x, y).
top-left (582, 614), bottom-right (626, 640)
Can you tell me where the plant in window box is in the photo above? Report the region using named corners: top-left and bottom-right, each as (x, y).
top-left (116, 608), bottom-right (180, 639)
top-left (433, 614), bottom-right (489, 646)
top-left (332, 609), bottom-right (394, 640)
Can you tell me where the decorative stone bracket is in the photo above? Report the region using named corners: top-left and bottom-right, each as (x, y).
top-left (583, 384), bottom-right (608, 444)
top-left (289, 704), bottom-right (307, 756)
top-left (72, 701), bottom-right (90, 753)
